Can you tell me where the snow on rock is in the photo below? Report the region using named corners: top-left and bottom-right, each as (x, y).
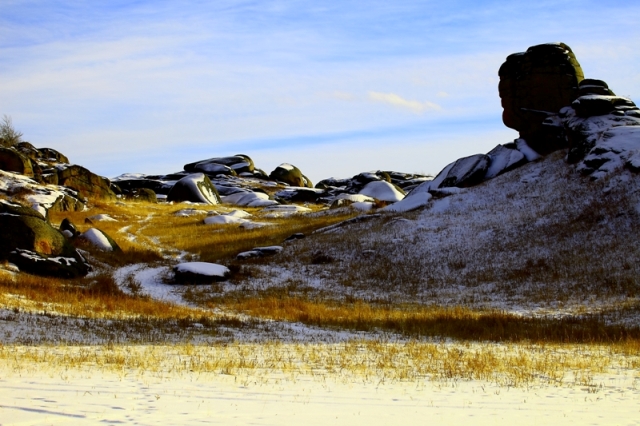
top-left (335, 193), bottom-right (374, 203)
top-left (382, 192), bottom-right (432, 213)
top-left (80, 228), bottom-right (118, 251)
top-left (237, 245), bottom-right (283, 259)
top-left (166, 173), bottom-right (221, 205)
top-left (358, 181), bottom-right (405, 203)
top-left (221, 191), bottom-right (278, 207)
top-left (261, 204), bottom-right (312, 216)
top-left (351, 201), bottom-right (374, 212)
top-left (174, 262), bottom-right (230, 283)
top-left (226, 209), bottom-right (252, 218)
top-left (485, 144), bottom-right (527, 179)
top-left (516, 138), bottom-right (542, 161)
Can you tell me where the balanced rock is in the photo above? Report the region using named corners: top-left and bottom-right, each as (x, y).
top-left (499, 42), bottom-right (584, 154)
top-left (166, 173), bottom-right (221, 204)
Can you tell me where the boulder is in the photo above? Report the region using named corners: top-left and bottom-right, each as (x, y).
top-left (358, 181), bottom-right (405, 203)
top-left (173, 262), bottom-right (230, 284)
top-left (79, 228), bottom-right (121, 252)
top-left (123, 188), bottom-right (157, 203)
top-left (59, 218), bottom-right (79, 237)
top-left (577, 79), bottom-right (615, 97)
top-left (269, 163), bottom-right (313, 188)
top-left (166, 173), bottom-right (221, 204)
top-left (184, 154), bottom-right (255, 176)
top-left (0, 147), bottom-right (34, 177)
top-left (0, 200), bottom-right (90, 277)
top-left (57, 165), bottom-right (117, 201)
top-left (571, 95), bottom-right (636, 118)
top-left (484, 144), bottom-right (527, 179)
top-left (499, 42), bottom-right (584, 154)
top-left (439, 154), bottom-right (490, 188)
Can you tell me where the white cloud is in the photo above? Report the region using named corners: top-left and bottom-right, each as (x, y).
top-left (368, 91), bottom-right (441, 114)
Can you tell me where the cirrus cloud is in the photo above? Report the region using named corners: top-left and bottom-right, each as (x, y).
top-left (368, 91), bottom-right (442, 114)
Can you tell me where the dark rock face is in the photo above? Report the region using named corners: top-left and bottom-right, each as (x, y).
top-left (499, 42), bottom-right (584, 154)
top-left (484, 144), bottom-right (527, 179)
top-left (166, 173), bottom-right (221, 204)
top-left (0, 200), bottom-right (90, 277)
top-left (269, 164), bottom-right (313, 188)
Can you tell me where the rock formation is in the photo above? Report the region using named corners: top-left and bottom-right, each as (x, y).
top-left (499, 42), bottom-right (584, 154)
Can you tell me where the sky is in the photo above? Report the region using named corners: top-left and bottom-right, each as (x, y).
top-left (1, 1), bottom-right (639, 183)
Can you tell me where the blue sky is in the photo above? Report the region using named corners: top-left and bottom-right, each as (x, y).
top-left (1, 1), bottom-right (639, 183)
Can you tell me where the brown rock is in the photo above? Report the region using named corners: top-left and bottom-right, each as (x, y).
top-left (57, 165), bottom-right (117, 202)
top-left (0, 147), bottom-right (34, 177)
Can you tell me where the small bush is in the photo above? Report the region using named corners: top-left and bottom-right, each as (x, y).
top-left (0, 115), bottom-right (23, 147)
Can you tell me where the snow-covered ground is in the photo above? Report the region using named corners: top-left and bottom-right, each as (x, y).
top-left (1, 359), bottom-right (638, 425)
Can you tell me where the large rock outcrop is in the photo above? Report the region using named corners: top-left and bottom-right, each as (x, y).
top-left (184, 154), bottom-right (255, 176)
top-left (499, 42), bottom-right (584, 154)
top-left (166, 173), bottom-right (221, 204)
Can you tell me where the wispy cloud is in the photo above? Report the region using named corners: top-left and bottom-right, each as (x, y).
top-left (368, 91), bottom-right (441, 114)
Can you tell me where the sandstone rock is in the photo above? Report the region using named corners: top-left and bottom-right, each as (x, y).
top-left (572, 95), bottom-right (636, 118)
top-left (166, 173), bottom-right (221, 204)
top-left (577, 79), bottom-right (615, 97)
top-left (123, 188), bottom-right (157, 203)
top-left (499, 42), bottom-right (584, 154)
top-left (0, 147), bottom-right (34, 177)
top-left (269, 163), bottom-right (313, 188)
top-left (57, 165), bottom-right (117, 202)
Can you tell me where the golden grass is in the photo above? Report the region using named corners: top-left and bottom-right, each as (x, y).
top-left (48, 200), bottom-right (358, 264)
top-left (196, 295), bottom-right (640, 344)
top-left (0, 340), bottom-right (638, 387)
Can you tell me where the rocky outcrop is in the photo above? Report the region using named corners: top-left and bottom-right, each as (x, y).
top-left (269, 163), bottom-right (313, 188)
top-left (0, 200), bottom-right (90, 277)
top-left (166, 173), bottom-right (221, 204)
top-left (57, 165), bottom-right (117, 202)
top-left (0, 147), bottom-right (35, 177)
top-left (499, 42), bottom-right (584, 154)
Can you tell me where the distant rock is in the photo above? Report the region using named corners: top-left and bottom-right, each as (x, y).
top-left (221, 190), bottom-right (278, 207)
top-left (439, 154), bottom-right (490, 188)
top-left (269, 163), bottom-right (313, 188)
top-left (236, 245), bottom-right (283, 260)
top-left (499, 42), bottom-right (584, 154)
top-left (166, 173), bottom-right (221, 204)
top-left (184, 154), bottom-right (255, 176)
top-left (123, 187), bottom-right (157, 203)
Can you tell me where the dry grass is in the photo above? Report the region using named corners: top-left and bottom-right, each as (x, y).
top-left (0, 340), bottom-right (638, 388)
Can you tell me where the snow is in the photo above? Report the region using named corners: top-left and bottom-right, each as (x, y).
top-left (88, 213), bottom-right (117, 222)
top-left (173, 208), bottom-right (208, 217)
top-left (359, 181), bottom-right (405, 203)
top-left (174, 262), bottom-right (230, 278)
top-left (278, 163), bottom-right (295, 171)
top-left (80, 228), bottom-right (114, 251)
top-left (221, 191), bottom-right (278, 207)
top-left (0, 353), bottom-right (638, 425)
top-left (351, 201), bottom-right (374, 211)
top-left (516, 139), bottom-right (542, 162)
top-left (382, 191), bottom-right (432, 213)
top-left (178, 173), bottom-right (220, 205)
top-left (335, 193), bottom-right (374, 203)
top-left (204, 215), bottom-right (250, 225)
